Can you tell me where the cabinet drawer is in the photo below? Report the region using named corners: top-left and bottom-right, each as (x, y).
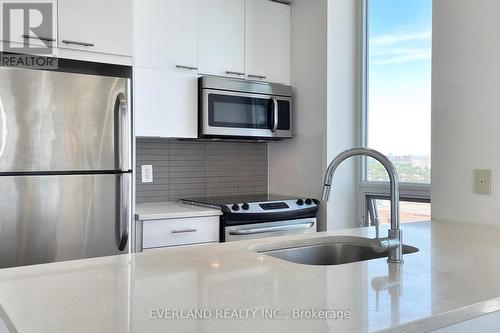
top-left (142, 216), bottom-right (219, 249)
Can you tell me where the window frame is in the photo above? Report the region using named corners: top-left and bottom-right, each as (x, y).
top-left (366, 195), bottom-right (431, 226)
top-left (357, 0), bottom-right (431, 226)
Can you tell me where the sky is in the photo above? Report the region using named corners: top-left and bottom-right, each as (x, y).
top-left (368, 0), bottom-right (432, 156)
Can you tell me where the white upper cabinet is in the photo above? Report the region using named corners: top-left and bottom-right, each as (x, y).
top-left (135, 0), bottom-right (198, 71)
top-left (198, 0), bottom-right (245, 78)
top-left (58, 0), bottom-right (132, 56)
top-left (133, 0), bottom-right (291, 138)
top-left (245, 0), bottom-right (291, 85)
top-left (134, 0), bottom-right (199, 138)
top-left (134, 67), bottom-right (198, 138)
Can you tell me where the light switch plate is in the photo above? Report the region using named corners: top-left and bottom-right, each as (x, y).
top-left (141, 165), bottom-right (153, 183)
top-left (474, 169), bottom-right (491, 195)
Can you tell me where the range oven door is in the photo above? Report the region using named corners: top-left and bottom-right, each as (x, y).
top-left (224, 218), bottom-right (317, 242)
top-left (201, 89), bottom-right (292, 139)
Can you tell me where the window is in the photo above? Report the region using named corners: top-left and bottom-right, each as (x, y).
top-left (360, 0), bottom-right (432, 225)
top-left (368, 197), bottom-right (431, 225)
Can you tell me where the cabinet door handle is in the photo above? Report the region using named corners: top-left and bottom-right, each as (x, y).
top-left (248, 74), bottom-right (267, 80)
top-left (62, 39), bottom-right (95, 47)
top-left (22, 34), bottom-right (55, 42)
top-left (171, 229), bottom-right (197, 234)
top-left (226, 70), bottom-right (245, 76)
top-left (176, 65), bottom-right (198, 71)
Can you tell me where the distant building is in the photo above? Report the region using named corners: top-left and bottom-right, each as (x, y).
top-left (388, 155), bottom-right (431, 169)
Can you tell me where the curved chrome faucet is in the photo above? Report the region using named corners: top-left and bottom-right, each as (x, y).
top-left (322, 148), bottom-right (403, 263)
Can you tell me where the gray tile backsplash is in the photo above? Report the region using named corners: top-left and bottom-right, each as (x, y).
top-left (136, 139), bottom-right (268, 203)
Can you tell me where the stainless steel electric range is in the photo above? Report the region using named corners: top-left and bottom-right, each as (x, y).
top-left (181, 195), bottom-right (319, 242)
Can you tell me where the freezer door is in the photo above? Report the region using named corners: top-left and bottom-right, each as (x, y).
top-left (0, 174), bottom-right (131, 269)
top-left (0, 67), bottom-right (131, 173)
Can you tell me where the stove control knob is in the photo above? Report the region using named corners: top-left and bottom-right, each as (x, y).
top-left (231, 204), bottom-right (240, 211)
top-left (296, 199), bottom-right (304, 206)
top-left (305, 198), bottom-right (313, 205)
top-left (242, 203), bottom-right (250, 210)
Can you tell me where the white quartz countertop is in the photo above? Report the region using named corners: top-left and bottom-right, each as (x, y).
top-left (135, 201), bottom-right (222, 220)
top-left (1, 221), bottom-right (500, 332)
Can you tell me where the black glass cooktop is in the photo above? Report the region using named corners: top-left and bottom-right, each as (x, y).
top-left (182, 194), bottom-right (296, 207)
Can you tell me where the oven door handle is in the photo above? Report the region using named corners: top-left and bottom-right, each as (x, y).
top-left (271, 97), bottom-right (279, 133)
top-left (229, 222), bottom-right (314, 236)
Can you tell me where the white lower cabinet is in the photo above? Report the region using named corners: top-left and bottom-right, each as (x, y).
top-left (134, 66), bottom-right (198, 138)
top-left (142, 216), bottom-right (219, 249)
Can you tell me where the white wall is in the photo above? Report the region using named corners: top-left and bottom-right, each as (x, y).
top-left (268, 0), bottom-right (328, 229)
top-left (326, 0), bottom-right (359, 230)
top-left (432, 0), bottom-right (500, 225)
top-left (269, 0), bottom-right (358, 231)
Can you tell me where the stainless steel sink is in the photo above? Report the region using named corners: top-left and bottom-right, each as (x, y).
top-left (254, 236), bottom-right (418, 266)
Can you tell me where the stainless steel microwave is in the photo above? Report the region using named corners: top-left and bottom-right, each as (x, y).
top-left (199, 76), bottom-right (292, 140)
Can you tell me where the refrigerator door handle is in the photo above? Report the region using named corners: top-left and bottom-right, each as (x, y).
top-left (117, 174), bottom-right (130, 251)
top-left (117, 91), bottom-right (131, 172)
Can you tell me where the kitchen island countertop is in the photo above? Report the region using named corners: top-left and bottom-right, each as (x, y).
top-left (1, 221), bottom-right (500, 332)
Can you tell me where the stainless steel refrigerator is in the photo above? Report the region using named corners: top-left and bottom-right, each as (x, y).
top-left (0, 67), bottom-right (132, 269)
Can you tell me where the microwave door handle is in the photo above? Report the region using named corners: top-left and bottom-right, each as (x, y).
top-left (272, 97), bottom-right (279, 133)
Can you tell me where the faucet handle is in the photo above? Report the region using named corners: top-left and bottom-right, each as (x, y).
top-left (370, 237), bottom-right (391, 253)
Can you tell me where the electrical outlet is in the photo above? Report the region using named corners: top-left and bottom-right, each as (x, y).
top-left (141, 165), bottom-right (153, 183)
top-left (474, 169), bottom-right (491, 195)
